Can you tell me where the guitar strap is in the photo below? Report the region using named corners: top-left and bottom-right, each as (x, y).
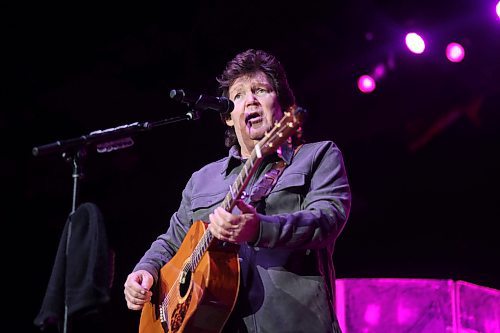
top-left (249, 144), bottom-right (302, 205)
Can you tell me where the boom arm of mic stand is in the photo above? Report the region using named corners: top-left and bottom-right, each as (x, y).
top-left (32, 113), bottom-right (196, 157)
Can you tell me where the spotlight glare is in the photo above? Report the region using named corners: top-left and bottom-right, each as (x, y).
top-left (357, 75), bottom-right (376, 94)
top-left (405, 32), bottom-right (426, 54)
top-left (373, 64), bottom-right (386, 80)
top-left (446, 42), bottom-right (465, 63)
top-left (497, 1), bottom-right (500, 19)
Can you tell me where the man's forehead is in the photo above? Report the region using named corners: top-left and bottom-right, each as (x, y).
top-left (230, 72), bottom-right (271, 90)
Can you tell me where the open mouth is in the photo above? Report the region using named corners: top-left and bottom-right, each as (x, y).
top-left (245, 111), bottom-right (263, 127)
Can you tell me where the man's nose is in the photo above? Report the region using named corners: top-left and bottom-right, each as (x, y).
top-left (244, 92), bottom-right (258, 105)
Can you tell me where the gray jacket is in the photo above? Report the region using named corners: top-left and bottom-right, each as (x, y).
top-left (135, 140), bottom-right (351, 333)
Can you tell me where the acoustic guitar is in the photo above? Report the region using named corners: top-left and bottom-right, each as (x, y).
top-left (139, 107), bottom-right (303, 333)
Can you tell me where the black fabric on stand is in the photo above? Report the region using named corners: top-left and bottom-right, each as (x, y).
top-left (34, 202), bottom-right (113, 332)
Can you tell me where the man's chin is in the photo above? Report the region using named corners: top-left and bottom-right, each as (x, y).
top-left (247, 124), bottom-right (272, 139)
top-left (248, 130), bottom-right (266, 142)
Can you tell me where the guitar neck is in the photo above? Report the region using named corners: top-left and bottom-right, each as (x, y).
top-left (194, 148), bottom-right (263, 263)
top-left (221, 148), bottom-right (263, 212)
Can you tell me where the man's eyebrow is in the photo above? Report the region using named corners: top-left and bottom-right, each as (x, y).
top-left (229, 84), bottom-right (243, 94)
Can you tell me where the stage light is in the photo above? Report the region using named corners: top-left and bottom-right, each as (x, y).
top-left (373, 64), bottom-right (386, 80)
top-left (364, 304), bottom-right (381, 325)
top-left (446, 42), bottom-right (465, 63)
top-left (405, 33), bottom-right (426, 54)
top-left (357, 75), bottom-right (376, 93)
top-left (496, 1), bottom-right (500, 19)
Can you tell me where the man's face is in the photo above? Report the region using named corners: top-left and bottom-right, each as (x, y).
top-left (226, 71), bottom-right (283, 151)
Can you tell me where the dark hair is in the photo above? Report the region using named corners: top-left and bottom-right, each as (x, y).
top-left (217, 49), bottom-right (296, 148)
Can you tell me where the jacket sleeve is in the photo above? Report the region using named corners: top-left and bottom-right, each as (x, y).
top-left (254, 141), bottom-right (351, 249)
top-left (133, 176), bottom-right (195, 283)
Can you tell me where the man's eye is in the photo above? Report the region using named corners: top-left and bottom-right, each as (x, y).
top-left (255, 88), bottom-right (266, 94)
top-left (233, 93), bottom-right (242, 100)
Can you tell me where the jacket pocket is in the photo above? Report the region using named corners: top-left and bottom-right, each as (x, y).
top-left (191, 192), bottom-right (226, 222)
top-left (266, 172), bottom-right (306, 213)
top-left (271, 172), bottom-right (306, 193)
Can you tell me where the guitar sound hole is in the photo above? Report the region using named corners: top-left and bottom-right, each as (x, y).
top-left (179, 270), bottom-right (192, 298)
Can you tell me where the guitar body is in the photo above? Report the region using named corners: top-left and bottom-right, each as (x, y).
top-left (139, 221), bottom-right (240, 333)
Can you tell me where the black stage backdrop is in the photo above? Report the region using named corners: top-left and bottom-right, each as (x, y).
top-left (4, 1), bottom-right (499, 332)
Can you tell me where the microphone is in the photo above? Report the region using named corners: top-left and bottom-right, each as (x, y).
top-left (170, 89), bottom-right (234, 114)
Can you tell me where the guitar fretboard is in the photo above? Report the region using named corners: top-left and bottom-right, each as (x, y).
top-left (189, 145), bottom-right (263, 270)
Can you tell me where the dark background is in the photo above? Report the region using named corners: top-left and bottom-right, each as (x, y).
top-left (4, 1), bottom-right (499, 332)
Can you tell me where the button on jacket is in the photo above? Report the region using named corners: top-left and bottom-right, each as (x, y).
top-left (135, 140), bottom-right (351, 333)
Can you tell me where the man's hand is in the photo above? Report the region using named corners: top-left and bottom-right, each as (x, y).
top-left (208, 200), bottom-right (260, 243)
top-left (124, 270), bottom-right (153, 310)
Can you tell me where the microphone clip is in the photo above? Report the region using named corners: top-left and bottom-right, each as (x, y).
top-left (169, 89), bottom-right (234, 114)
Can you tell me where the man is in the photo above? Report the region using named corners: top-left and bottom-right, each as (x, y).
top-left (124, 49), bottom-right (351, 332)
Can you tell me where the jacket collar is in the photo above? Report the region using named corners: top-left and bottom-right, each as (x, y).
top-left (221, 143), bottom-right (294, 176)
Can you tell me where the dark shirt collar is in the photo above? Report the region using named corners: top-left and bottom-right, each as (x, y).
top-left (220, 145), bottom-right (243, 175)
top-left (221, 143), bottom-right (294, 175)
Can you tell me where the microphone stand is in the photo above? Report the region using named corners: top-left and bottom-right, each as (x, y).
top-left (32, 111), bottom-right (200, 157)
top-left (33, 110), bottom-right (200, 333)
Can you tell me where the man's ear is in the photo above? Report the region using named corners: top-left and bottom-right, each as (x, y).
top-left (225, 115), bottom-right (234, 127)
top-left (220, 113), bottom-right (234, 127)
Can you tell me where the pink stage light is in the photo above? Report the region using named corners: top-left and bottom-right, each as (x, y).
top-left (496, 1), bottom-right (500, 19)
top-left (357, 75), bottom-right (376, 93)
top-left (364, 304), bottom-right (381, 325)
top-left (405, 32), bottom-right (426, 54)
top-left (446, 42), bottom-right (465, 63)
top-left (373, 64), bottom-right (386, 80)
top-left (336, 278), bottom-right (500, 333)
